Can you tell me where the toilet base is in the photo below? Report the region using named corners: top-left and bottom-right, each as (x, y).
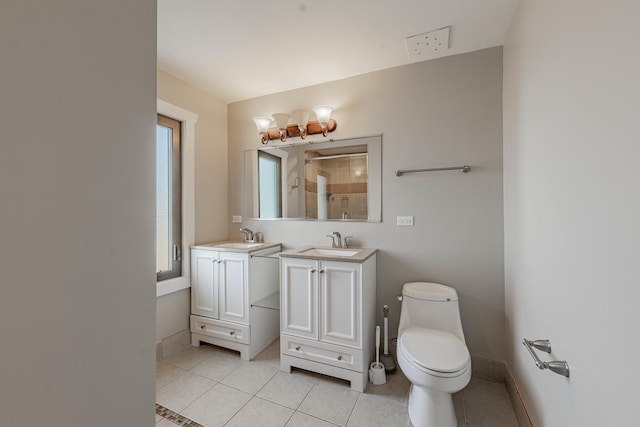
top-left (407, 384), bottom-right (457, 427)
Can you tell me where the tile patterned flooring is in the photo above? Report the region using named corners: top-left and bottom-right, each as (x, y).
top-left (156, 340), bottom-right (519, 427)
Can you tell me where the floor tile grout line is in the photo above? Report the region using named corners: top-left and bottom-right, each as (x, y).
top-left (344, 390), bottom-right (363, 427)
top-left (220, 394), bottom-right (256, 427)
top-left (462, 389), bottom-right (469, 425)
top-left (295, 410), bottom-right (343, 427)
top-left (293, 373), bottom-right (321, 411)
top-left (220, 363), bottom-right (280, 397)
top-left (156, 372), bottom-right (218, 415)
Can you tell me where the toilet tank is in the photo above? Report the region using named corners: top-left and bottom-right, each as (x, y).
top-left (398, 282), bottom-right (466, 342)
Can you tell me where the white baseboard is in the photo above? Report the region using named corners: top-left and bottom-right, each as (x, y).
top-left (505, 367), bottom-right (534, 427)
top-left (157, 329), bottom-right (191, 362)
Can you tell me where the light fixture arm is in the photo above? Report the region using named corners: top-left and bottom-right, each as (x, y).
top-left (262, 119), bottom-right (337, 142)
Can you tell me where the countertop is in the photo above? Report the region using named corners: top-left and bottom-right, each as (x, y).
top-left (279, 245), bottom-right (377, 263)
top-left (191, 241), bottom-right (282, 254)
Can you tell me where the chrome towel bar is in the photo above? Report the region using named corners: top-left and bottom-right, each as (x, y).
top-left (394, 165), bottom-right (470, 176)
top-left (522, 338), bottom-right (570, 378)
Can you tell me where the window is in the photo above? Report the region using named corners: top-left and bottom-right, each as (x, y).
top-left (156, 114), bottom-right (182, 281)
top-left (258, 150), bottom-right (282, 218)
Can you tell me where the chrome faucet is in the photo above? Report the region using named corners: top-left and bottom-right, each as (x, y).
top-left (326, 232), bottom-right (342, 248)
top-left (239, 228), bottom-right (254, 243)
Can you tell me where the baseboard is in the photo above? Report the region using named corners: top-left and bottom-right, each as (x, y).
top-left (157, 329), bottom-right (190, 362)
top-left (505, 367), bottom-right (534, 427)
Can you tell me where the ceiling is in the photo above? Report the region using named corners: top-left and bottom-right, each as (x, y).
top-left (157, 1), bottom-right (519, 103)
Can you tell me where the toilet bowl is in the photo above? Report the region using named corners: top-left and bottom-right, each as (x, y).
top-left (397, 282), bottom-right (471, 427)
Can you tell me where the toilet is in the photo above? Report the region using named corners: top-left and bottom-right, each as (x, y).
top-left (397, 282), bottom-right (471, 427)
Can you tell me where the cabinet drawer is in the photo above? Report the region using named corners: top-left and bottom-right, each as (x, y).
top-left (190, 315), bottom-right (249, 344)
top-left (281, 334), bottom-right (363, 372)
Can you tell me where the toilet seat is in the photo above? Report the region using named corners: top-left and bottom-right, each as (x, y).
top-left (399, 327), bottom-right (470, 377)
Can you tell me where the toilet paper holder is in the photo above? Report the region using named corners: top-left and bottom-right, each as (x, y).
top-left (522, 338), bottom-right (570, 378)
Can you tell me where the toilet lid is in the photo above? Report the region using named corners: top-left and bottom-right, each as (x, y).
top-left (403, 282), bottom-right (458, 301)
top-left (400, 327), bottom-right (470, 373)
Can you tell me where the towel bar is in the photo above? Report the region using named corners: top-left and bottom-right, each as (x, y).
top-left (522, 338), bottom-right (570, 377)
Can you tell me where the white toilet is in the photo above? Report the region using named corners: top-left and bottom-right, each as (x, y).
top-left (397, 282), bottom-right (471, 427)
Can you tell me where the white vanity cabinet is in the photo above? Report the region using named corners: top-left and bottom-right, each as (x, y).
top-left (280, 249), bottom-right (376, 392)
top-left (190, 242), bottom-right (281, 360)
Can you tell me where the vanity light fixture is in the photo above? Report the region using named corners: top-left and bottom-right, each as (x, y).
top-left (271, 113), bottom-right (291, 142)
top-left (252, 106), bottom-right (337, 144)
top-left (312, 105), bottom-right (333, 136)
top-left (252, 116), bottom-right (273, 144)
top-left (291, 109), bottom-right (310, 139)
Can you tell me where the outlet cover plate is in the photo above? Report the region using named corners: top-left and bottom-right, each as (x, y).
top-left (397, 216), bottom-right (415, 226)
top-left (232, 215), bottom-right (242, 224)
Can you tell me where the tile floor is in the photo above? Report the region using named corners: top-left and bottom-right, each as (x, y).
top-left (156, 340), bottom-right (519, 427)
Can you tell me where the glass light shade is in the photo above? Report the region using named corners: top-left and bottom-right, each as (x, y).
top-left (271, 113), bottom-right (291, 131)
top-left (312, 105), bottom-right (333, 126)
top-left (253, 116), bottom-right (272, 134)
top-left (291, 109), bottom-right (311, 130)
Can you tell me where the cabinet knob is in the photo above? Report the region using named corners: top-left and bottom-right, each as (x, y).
top-left (295, 346), bottom-right (301, 351)
top-left (337, 355), bottom-right (343, 361)
top-left (310, 268), bottom-right (316, 273)
top-left (229, 331), bottom-right (235, 336)
top-left (200, 325), bottom-right (206, 329)
top-left (319, 269), bottom-right (325, 274)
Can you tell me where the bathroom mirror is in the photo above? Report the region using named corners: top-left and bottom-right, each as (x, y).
top-left (244, 135), bottom-right (381, 221)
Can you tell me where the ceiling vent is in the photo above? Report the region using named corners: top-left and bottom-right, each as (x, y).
top-left (405, 27), bottom-right (450, 59)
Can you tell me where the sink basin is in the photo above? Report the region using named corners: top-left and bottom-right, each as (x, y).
top-left (300, 248), bottom-right (360, 257)
top-left (216, 242), bottom-right (264, 250)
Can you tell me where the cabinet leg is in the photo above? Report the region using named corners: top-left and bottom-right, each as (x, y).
top-left (191, 335), bottom-right (201, 347)
top-left (239, 348), bottom-right (249, 361)
top-left (280, 359), bottom-right (292, 373)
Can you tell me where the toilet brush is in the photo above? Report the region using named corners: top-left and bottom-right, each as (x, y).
top-left (369, 325), bottom-right (386, 385)
top-left (380, 305), bottom-right (396, 373)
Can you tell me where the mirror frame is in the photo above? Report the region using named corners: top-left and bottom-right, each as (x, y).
top-left (244, 135), bottom-right (382, 222)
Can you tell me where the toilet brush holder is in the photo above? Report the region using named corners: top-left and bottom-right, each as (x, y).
top-left (369, 362), bottom-right (386, 385)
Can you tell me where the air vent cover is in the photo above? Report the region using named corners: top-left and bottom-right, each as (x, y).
top-left (405, 27), bottom-right (450, 59)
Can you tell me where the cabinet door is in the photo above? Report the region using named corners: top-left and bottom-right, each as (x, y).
top-left (191, 249), bottom-right (218, 318)
top-left (218, 252), bottom-right (249, 324)
top-left (281, 258), bottom-right (318, 339)
top-left (319, 261), bottom-right (361, 348)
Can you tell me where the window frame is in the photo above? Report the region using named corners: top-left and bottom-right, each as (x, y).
top-left (156, 114), bottom-right (182, 282)
top-left (156, 99), bottom-right (198, 297)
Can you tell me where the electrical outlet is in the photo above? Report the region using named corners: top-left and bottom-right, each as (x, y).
top-left (232, 215), bottom-right (242, 224)
top-left (396, 216), bottom-right (415, 226)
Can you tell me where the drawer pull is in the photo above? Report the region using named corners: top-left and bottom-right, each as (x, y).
top-left (200, 325), bottom-right (206, 329)
top-left (295, 346), bottom-right (301, 351)
top-left (310, 268), bottom-right (317, 273)
top-left (337, 355), bottom-right (343, 361)
top-left (229, 331), bottom-right (235, 336)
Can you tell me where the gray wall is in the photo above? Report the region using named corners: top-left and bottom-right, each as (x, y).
top-left (504, 0), bottom-right (640, 425)
top-left (228, 47), bottom-right (505, 360)
top-left (0, 1), bottom-right (156, 425)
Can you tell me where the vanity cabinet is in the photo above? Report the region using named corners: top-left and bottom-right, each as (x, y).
top-left (192, 249), bottom-right (249, 323)
top-left (190, 243), bottom-right (281, 360)
top-left (280, 252), bottom-right (376, 392)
